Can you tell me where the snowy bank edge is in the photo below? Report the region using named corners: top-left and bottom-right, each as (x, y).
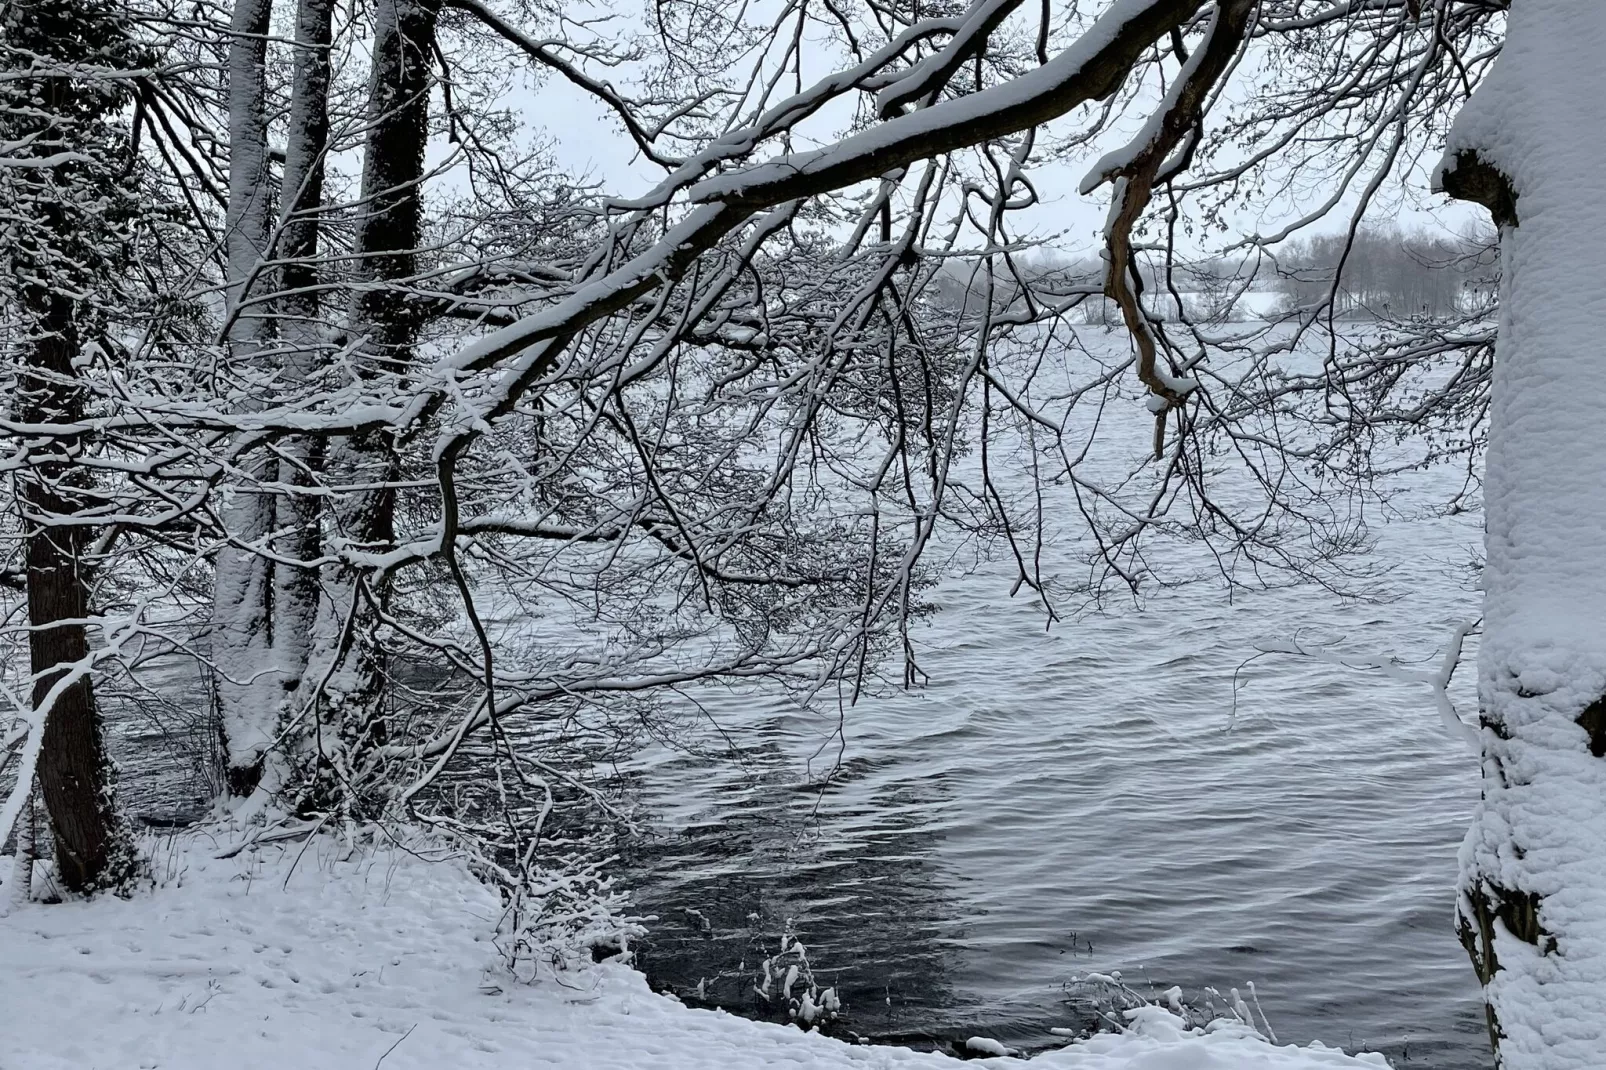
top-left (0, 831), bottom-right (1392, 1069)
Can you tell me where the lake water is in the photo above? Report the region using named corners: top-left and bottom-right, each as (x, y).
top-left (619, 497), bottom-right (1489, 1065)
top-left (612, 335), bottom-right (1492, 1066)
top-left (104, 330), bottom-right (1494, 1067)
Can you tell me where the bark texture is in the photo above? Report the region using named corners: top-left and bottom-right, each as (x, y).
top-left (16, 296), bottom-right (132, 893)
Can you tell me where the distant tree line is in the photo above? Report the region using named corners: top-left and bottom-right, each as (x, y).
top-left (932, 225), bottom-right (1499, 325)
top-left (1274, 225), bottom-right (1498, 320)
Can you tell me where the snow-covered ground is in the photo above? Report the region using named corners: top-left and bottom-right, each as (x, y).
top-left (0, 832), bottom-right (1390, 1069)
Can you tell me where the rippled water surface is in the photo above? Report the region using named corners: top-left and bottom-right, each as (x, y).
top-left (624, 537), bottom-right (1488, 1063)
top-left (616, 374), bottom-right (1490, 1066)
top-left (107, 334), bottom-right (1493, 1068)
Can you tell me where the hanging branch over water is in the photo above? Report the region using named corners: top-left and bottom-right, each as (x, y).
top-left (2, 0), bottom-right (1504, 932)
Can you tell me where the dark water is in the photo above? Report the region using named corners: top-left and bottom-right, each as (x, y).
top-left (614, 474), bottom-right (1490, 1066)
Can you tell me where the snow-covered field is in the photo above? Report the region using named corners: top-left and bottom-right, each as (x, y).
top-left (0, 833), bottom-right (1392, 1069)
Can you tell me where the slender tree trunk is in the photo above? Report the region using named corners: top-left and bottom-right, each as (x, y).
top-left (5, 784), bottom-right (35, 910)
top-left (15, 292), bottom-right (132, 893)
top-left (213, 0), bottom-right (284, 795)
top-left (263, 0), bottom-right (337, 790)
top-left (300, 0), bottom-right (440, 804)
top-left (1440, 5), bottom-right (1606, 1066)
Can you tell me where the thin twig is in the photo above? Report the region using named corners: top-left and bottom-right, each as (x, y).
top-left (374, 1024), bottom-right (417, 1070)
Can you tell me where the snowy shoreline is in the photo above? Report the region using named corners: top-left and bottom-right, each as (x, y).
top-left (0, 831), bottom-right (1391, 1069)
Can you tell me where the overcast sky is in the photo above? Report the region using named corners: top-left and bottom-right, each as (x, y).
top-left (514, 22), bottom-right (1483, 263)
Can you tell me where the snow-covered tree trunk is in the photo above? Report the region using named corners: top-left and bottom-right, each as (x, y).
top-left (213, 0), bottom-right (283, 795)
top-left (261, 0), bottom-right (337, 791)
top-left (297, 0), bottom-right (440, 806)
top-left (5, 784), bottom-right (34, 911)
top-left (1438, 4), bottom-right (1606, 1066)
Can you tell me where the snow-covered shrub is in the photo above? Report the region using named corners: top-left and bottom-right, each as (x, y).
top-left (753, 921), bottom-right (841, 1028)
top-left (1059, 970), bottom-right (1277, 1043)
top-left (378, 683), bottom-right (654, 983)
top-left (490, 851), bottom-right (647, 982)
top-left (434, 810), bottom-right (646, 984)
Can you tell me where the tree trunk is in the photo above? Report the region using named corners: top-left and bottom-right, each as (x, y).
top-left (263, 0), bottom-right (337, 791)
top-left (16, 293), bottom-right (132, 893)
top-left (342, 0), bottom-right (441, 523)
top-left (298, 0), bottom-right (440, 807)
top-left (1439, 5), bottom-right (1606, 1066)
top-left (341, 0), bottom-right (441, 545)
top-left (213, 0), bottom-right (286, 795)
top-left (5, 784), bottom-right (35, 910)
top-left (1, 0), bottom-right (145, 893)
